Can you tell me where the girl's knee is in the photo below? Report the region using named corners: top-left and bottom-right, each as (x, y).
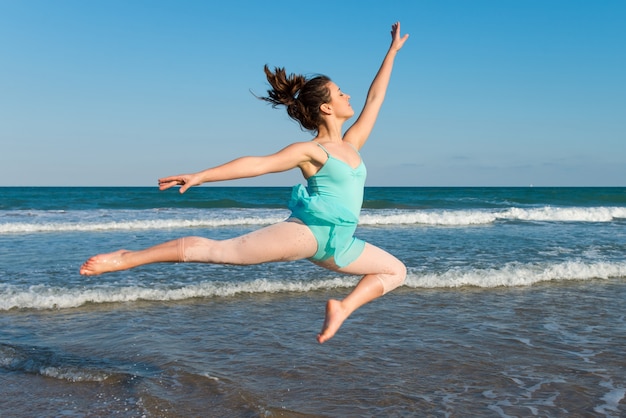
top-left (179, 236), bottom-right (218, 263)
top-left (379, 260), bottom-right (407, 295)
top-left (179, 233), bottom-right (289, 265)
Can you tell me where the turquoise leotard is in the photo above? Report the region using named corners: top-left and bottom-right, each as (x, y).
top-left (288, 143), bottom-right (367, 267)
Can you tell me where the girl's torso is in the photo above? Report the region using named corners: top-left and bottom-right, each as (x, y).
top-left (306, 143), bottom-right (367, 216)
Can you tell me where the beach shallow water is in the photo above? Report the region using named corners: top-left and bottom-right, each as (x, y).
top-left (1, 187), bottom-right (625, 416)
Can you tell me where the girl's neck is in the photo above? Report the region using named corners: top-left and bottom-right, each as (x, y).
top-left (316, 121), bottom-right (345, 143)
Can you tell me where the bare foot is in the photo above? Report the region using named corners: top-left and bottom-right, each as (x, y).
top-left (79, 250), bottom-right (130, 276)
top-left (317, 299), bottom-right (350, 344)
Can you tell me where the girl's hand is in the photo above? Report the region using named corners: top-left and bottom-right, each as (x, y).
top-left (390, 21), bottom-right (409, 52)
top-left (158, 174), bottom-right (199, 194)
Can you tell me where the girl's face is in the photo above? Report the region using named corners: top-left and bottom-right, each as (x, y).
top-left (326, 82), bottom-right (354, 119)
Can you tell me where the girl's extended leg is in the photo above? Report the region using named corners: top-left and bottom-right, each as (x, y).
top-left (315, 243), bottom-right (406, 343)
top-left (79, 220), bottom-right (318, 276)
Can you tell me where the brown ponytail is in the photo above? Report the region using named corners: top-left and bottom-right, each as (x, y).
top-left (260, 65), bottom-right (331, 133)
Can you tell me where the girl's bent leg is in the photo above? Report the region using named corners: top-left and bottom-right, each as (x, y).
top-left (316, 243), bottom-right (406, 343)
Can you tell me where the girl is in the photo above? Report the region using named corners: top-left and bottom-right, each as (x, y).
top-left (81, 22), bottom-right (409, 343)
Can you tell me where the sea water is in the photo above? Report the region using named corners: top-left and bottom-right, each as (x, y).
top-left (1, 186), bottom-right (625, 417)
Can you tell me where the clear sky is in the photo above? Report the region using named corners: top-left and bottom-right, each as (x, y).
top-left (1, 0), bottom-right (625, 187)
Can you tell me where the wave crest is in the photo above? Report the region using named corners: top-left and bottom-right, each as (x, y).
top-left (2, 261), bottom-right (625, 311)
top-left (405, 261), bottom-right (626, 289)
top-left (1, 206), bottom-right (625, 234)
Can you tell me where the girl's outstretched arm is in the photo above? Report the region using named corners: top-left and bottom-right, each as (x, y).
top-left (344, 22), bottom-right (409, 149)
top-left (158, 142), bottom-right (321, 194)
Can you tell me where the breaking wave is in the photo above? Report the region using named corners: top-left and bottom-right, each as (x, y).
top-left (2, 261), bottom-right (625, 311)
top-left (2, 206), bottom-right (625, 234)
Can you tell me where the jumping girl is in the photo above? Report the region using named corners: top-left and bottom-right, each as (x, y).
top-left (80, 22), bottom-right (409, 343)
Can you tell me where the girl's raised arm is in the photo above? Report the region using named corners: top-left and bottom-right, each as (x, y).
top-left (344, 22), bottom-right (409, 149)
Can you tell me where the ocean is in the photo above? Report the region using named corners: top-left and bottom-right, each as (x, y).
top-left (1, 186), bottom-right (625, 417)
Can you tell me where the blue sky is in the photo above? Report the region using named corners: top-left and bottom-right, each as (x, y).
top-left (1, 0), bottom-right (625, 187)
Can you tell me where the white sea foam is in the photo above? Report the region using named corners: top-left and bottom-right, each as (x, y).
top-left (38, 366), bottom-right (111, 382)
top-left (0, 343), bottom-right (113, 382)
top-left (360, 210), bottom-right (498, 226)
top-left (594, 379), bottom-right (626, 415)
top-left (404, 260), bottom-right (626, 289)
top-left (1, 261), bottom-right (625, 311)
top-left (361, 206), bottom-right (626, 226)
top-left (1, 206), bottom-right (625, 234)
top-left (0, 277), bottom-right (358, 311)
top-left (0, 216), bottom-right (287, 234)
top-left (500, 206), bottom-right (626, 222)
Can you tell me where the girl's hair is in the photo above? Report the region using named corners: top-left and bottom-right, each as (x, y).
top-left (260, 65), bottom-right (331, 133)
